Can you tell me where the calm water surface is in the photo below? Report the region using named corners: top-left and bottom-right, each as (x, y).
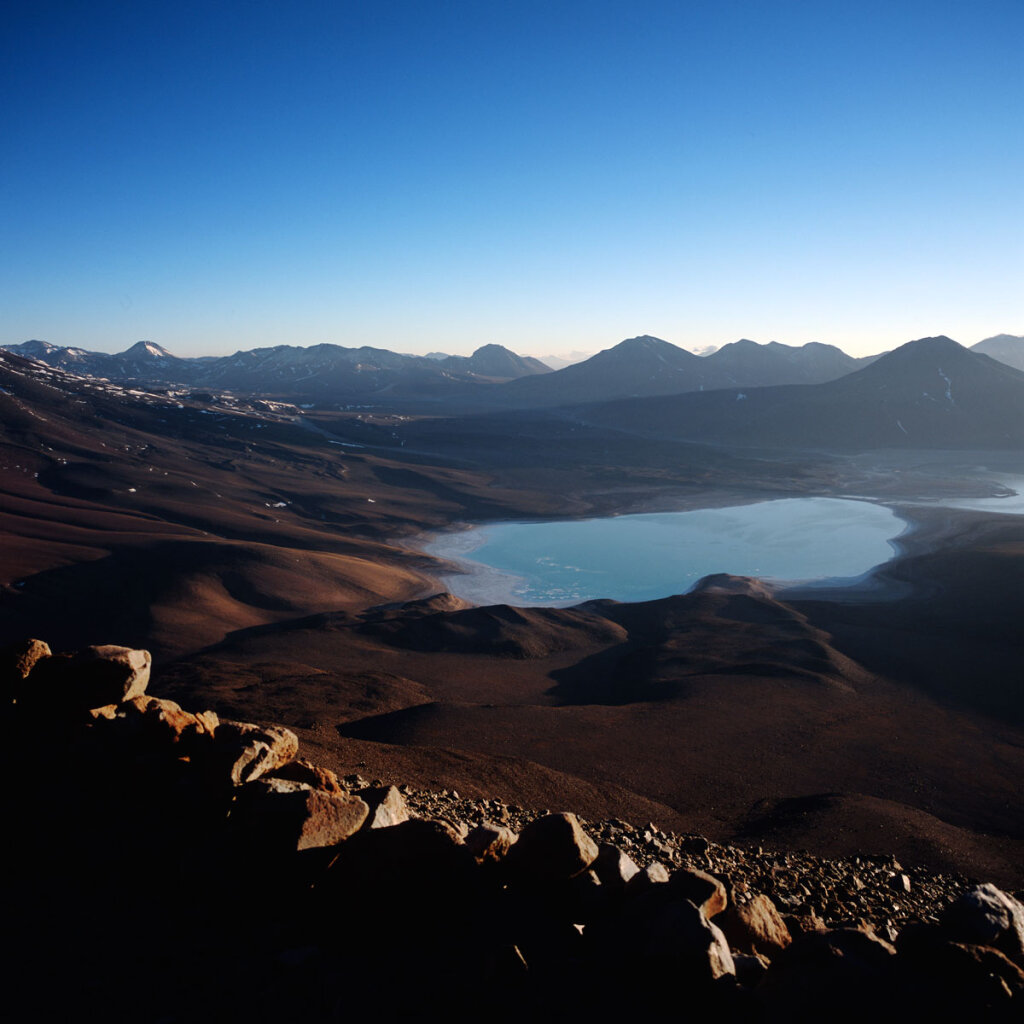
top-left (425, 497), bottom-right (908, 606)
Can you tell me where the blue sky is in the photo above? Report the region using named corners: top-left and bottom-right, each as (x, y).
top-left (3, 0), bottom-right (1021, 358)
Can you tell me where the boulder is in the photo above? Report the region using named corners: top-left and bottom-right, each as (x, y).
top-left (94, 695), bottom-right (219, 754)
top-left (941, 884), bottom-right (1024, 966)
top-left (322, 819), bottom-right (479, 927)
top-left (358, 784), bottom-right (410, 830)
top-left (936, 942), bottom-right (1024, 1001)
top-left (639, 899), bottom-right (736, 983)
top-left (203, 719), bottom-right (299, 785)
top-left (505, 812), bottom-right (598, 882)
top-left (757, 926), bottom-right (897, 1015)
top-left (267, 759), bottom-right (344, 795)
top-left (29, 645), bottom-right (151, 711)
top-left (232, 778), bottom-right (369, 852)
top-left (668, 867), bottom-right (728, 918)
top-left (720, 894), bottom-right (792, 959)
top-left (465, 823), bottom-right (518, 865)
top-left (897, 925), bottom-right (1024, 1011)
top-left (625, 860), bottom-right (671, 895)
top-left (1, 638), bottom-right (51, 702)
top-left (592, 843), bottom-right (640, 890)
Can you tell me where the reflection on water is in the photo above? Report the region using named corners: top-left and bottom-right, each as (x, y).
top-left (425, 497), bottom-right (907, 607)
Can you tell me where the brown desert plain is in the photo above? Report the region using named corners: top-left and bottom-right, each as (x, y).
top-left (1, 348), bottom-right (1021, 888)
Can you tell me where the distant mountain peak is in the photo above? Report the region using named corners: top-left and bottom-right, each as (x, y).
top-left (18, 339), bottom-right (60, 356)
top-left (441, 344), bottom-right (551, 379)
top-left (471, 343), bottom-right (514, 357)
top-left (881, 336), bottom-right (965, 364)
top-left (123, 341), bottom-right (172, 359)
top-left (595, 336), bottom-right (694, 363)
top-left (906, 335), bottom-right (960, 349)
top-left (617, 335), bottom-right (673, 349)
top-left (970, 334), bottom-right (1024, 372)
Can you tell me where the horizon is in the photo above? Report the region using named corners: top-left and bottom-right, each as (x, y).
top-left (5, 329), bottom-right (1019, 365)
top-left (3, 1), bottom-right (1021, 359)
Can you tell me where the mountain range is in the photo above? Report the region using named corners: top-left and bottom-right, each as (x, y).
top-left (1, 339), bottom-right (550, 400)
top-left (4, 333), bottom-right (1021, 411)
top-left (572, 336), bottom-right (1024, 450)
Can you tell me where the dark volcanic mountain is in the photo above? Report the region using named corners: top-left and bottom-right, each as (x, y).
top-left (577, 336), bottom-right (1024, 449)
top-left (493, 335), bottom-right (878, 408)
top-left (705, 338), bottom-right (872, 386)
top-left (971, 334), bottom-right (1024, 372)
top-left (495, 335), bottom-right (714, 406)
top-left (440, 344), bottom-right (551, 379)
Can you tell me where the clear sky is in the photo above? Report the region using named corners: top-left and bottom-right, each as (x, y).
top-left (3, 0), bottom-right (1021, 359)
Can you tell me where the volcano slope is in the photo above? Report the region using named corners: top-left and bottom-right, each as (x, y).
top-left (1, 348), bottom-right (1021, 887)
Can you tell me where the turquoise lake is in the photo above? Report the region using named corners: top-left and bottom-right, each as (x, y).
top-left (424, 497), bottom-right (908, 606)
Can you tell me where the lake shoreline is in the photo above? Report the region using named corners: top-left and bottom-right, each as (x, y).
top-left (415, 484), bottom-right (1022, 608)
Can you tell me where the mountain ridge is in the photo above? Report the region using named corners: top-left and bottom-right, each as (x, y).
top-left (574, 336), bottom-right (1024, 450)
top-left (5, 332), bottom-right (1020, 408)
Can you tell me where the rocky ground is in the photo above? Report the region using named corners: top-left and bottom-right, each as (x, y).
top-left (398, 783), bottom-right (980, 940)
top-left (4, 637), bottom-right (1022, 1022)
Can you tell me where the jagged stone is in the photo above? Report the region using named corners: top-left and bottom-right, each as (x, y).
top-left (505, 812), bottom-right (599, 882)
top-left (29, 645), bottom-right (151, 711)
top-left (97, 695), bottom-right (219, 753)
top-left (940, 883), bottom-right (1024, 966)
top-left (1, 638), bottom-right (51, 701)
top-left (232, 778), bottom-right (369, 851)
top-left (204, 719), bottom-right (299, 785)
top-left (720, 894), bottom-right (792, 958)
top-left (593, 842), bottom-right (640, 890)
top-left (625, 860), bottom-right (671, 896)
top-left (890, 872), bottom-right (912, 893)
top-left (268, 758), bottom-right (344, 795)
top-left (669, 867), bottom-right (728, 918)
top-left (87, 703), bottom-right (120, 721)
top-left (639, 899), bottom-right (736, 982)
top-left (465, 823), bottom-right (517, 865)
top-left (358, 784), bottom-right (410, 829)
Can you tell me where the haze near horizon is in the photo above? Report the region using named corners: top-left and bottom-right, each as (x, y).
top-left (3, 1), bottom-right (1021, 358)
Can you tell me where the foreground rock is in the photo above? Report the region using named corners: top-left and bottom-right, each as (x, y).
top-left (207, 719), bottom-right (300, 785)
top-left (1, 638), bottom-right (51, 696)
top-left (27, 643), bottom-right (151, 711)
top-left (506, 811), bottom-right (599, 880)
top-left (4, 637), bottom-right (1022, 1021)
top-left (942, 884), bottom-right (1024, 966)
top-left (231, 778), bottom-right (370, 852)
